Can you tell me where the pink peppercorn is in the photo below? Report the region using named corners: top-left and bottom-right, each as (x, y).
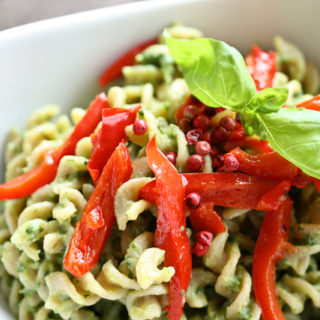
top-left (133, 120), bottom-right (148, 135)
top-left (212, 154), bottom-right (224, 170)
top-left (195, 141), bottom-right (211, 155)
top-left (196, 231), bottom-right (213, 246)
top-left (187, 154), bottom-right (204, 172)
top-left (220, 116), bottom-right (237, 131)
top-left (186, 129), bottom-right (203, 146)
top-left (213, 126), bottom-right (230, 142)
top-left (204, 105), bottom-right (216, 116)
top-left (193, 115), bottom-right (210, 131)
top-left (183, 104), bottom-right (200, 119)
top-left (201, 131), bottom-right (213, 144)
top-left (186, 192), bottom-right (201, 209)
top-left (178, 118), bottom-right (192, 133)
top-left (210, 146), bottom-right (219, 158)
top-left (166, 152), bottom-right (177, 166)
top-left (192, 242), bottom-right (209, 257)
top-left (224, 154), bottom-right (240, 172)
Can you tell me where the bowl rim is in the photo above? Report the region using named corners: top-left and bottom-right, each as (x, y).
top-left (0, 0), bottom-right (204, 40)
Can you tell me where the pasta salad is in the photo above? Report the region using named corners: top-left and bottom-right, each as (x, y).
top-left (0, 24), bottom-right (320, 320)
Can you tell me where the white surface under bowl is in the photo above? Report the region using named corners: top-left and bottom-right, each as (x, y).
top-left (0, 0), bottom-right (319, 318)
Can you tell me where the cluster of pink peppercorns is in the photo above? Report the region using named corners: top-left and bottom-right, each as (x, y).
top-left (175, 99), bottom-right (243, 173)
top-left (132, 98), bottom-right (243, 173)
top-left (192, 230), bottom-right (213, 257)
top-left (184, 192), bottom-right (213, 257)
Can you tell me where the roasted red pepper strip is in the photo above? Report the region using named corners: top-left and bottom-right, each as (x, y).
top-left (227, 147), bottom-right (299, 181)
top-left (245, 45), bottom-right (277, 90)
top-left (140, 173), bottom-right (278, 210)
top-left (313, 178), bottom-right (320, 194)
top-left (243, 137), bottom-right (273, 154)
top-left (139, 179), bottom-right (156, 202)
top-left (189, 202), bottom-right (226, 234)
top-left (146, 137), bottom-right (191, 320)
top-left (224, 137), bottom-right (273, 154)
top-left (253, 198), bottom-right (293, 320)
top-left (297, 94), bottom-right (320, 111)
top-left (257, 181), bottom-right (291, 211)
top-left (98, 38), bottom-right (158, 88)
top-left (141, 183), bottom-right (226, 233)
top-left (184, 173), bottom-right (279, 209)
top-left (64, 142), bottom-right (132, 277)
top-left (88, 105), bottom-right (140, 183)
top-left (0, 93), bottom-right (108, 200)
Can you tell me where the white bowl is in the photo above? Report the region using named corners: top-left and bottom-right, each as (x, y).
top-left (0, 0), bottom-right (319, 318)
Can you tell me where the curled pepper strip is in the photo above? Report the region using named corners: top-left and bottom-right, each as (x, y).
top-left (88, 105), bottom-right (140, 183)
top-left (245, 45), bottom-right (277, 90)
top-left (0, 93), bottom-right (108, 200)
top-left (146, 136), bottom-right (191, 320)
top-left (64, 141), bottom-right (132, 277)
top-left (226, 147), bottom-right (312, 188)
top-left (257, 181), bottom-right (291, 212)
top-left (224, 136), bottom-right (273, 154)
top-left (98, 38), bottom-right (158, 88)
top-left (242, 136), bottom-right (273, 154)
top-left (184, 173), bottom-right (279, 209)
top-left (189, 202), bottom-right (226, 234)
top-left (226, 147), bottom-right (298, 180)
top-left (140, 173), bottom-right (279, 210)
top-left (253, 198), bottom-right (293, 320)
top-left (297, 94), bottom-right (320, 111)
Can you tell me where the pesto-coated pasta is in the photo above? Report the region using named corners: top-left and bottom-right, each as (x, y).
top-left (1, 23), bottom-right (320, 320)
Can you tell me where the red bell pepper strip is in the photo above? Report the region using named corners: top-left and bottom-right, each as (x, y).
top-left (139, 180), bottom-right (226, 233)
top-left (189, 202), bottom-right (226, 234)
top-left (224, 137), bottom-right (273, 154)
top-left (146, 136), bottom-right (191, 320)
top-left (253, 198), bottom-right (293, 320)
top-left (184, 173), bottom-right (278, 210)
top-left (245, 45), bottom-right (277, 90)
top-left (0, 93), bottom-right (108, 200)
top-left (98, 38), bottom-right (158, 88)
top-left (140, 173), bottom-right (279, 210)
top-left (87, 105), bottom-right (140, 183)
top-left (226, 147), bottom-right (299, 181)
top-left (64, 141), bottom-right (132, 277)
top-left (297, 94), bottom-right (320, 111)
top-left (257, 181), bottom-right (291, 211)
top-left (138, 179), bottom-right (156, 202)
top-left (243, 137), bottom-right (273, 154)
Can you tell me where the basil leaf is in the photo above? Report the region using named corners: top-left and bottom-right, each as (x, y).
top-left (165, 37), bottom-right (256, 112)
top-left (241, 112), bottom-right (268, 140)
top-left (249, 88), bottom-right (289, 113)
top-left (257, 108), bottom-right (320, 179)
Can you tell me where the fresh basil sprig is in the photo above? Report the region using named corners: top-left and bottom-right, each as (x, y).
top-left (166, 36), bottom-right (256, 112)
top-left (165, 35), bottom-right (320, 179)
